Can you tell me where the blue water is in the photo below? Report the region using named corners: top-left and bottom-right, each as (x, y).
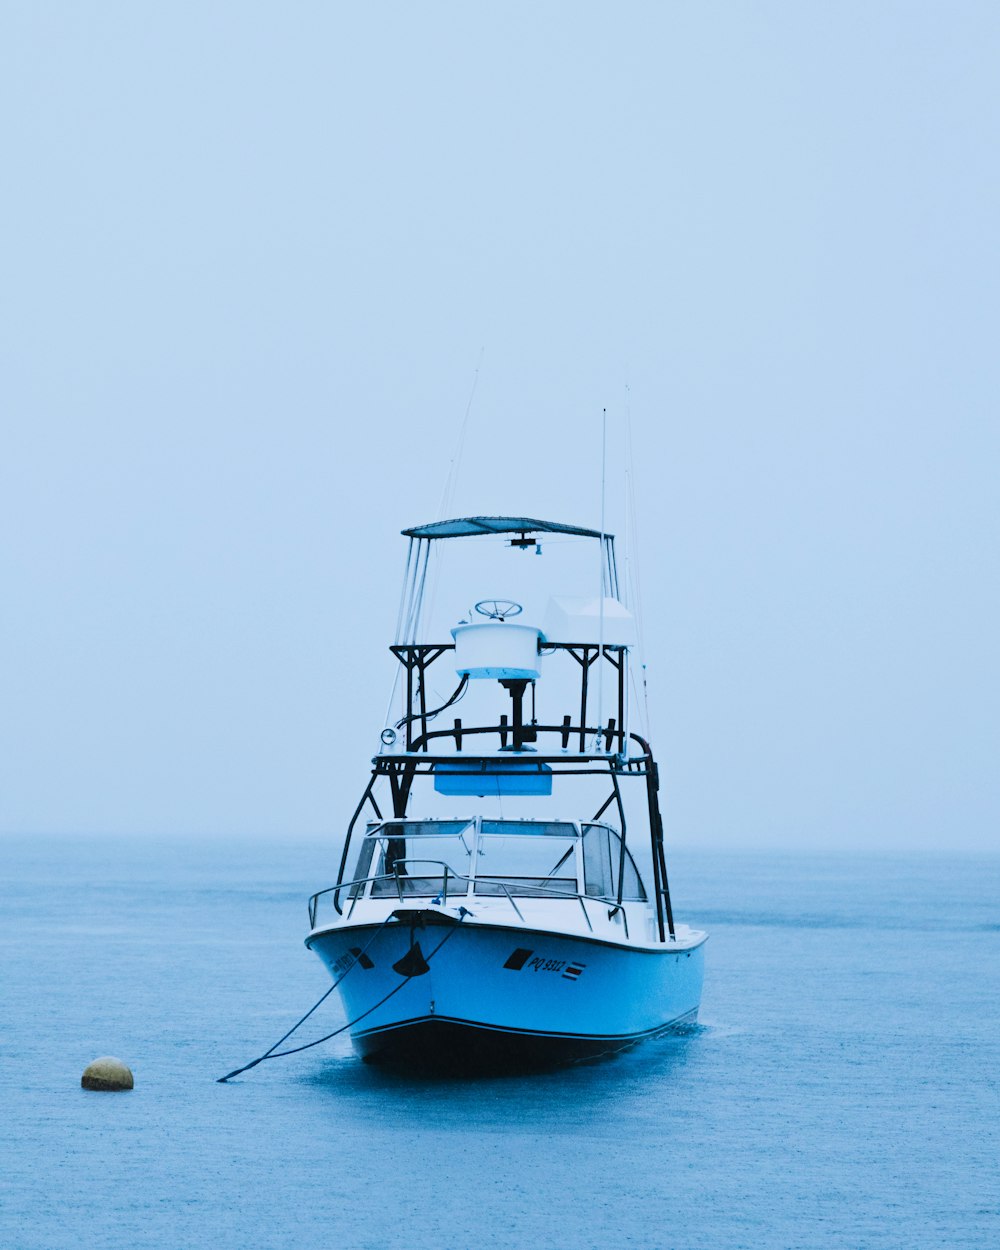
top-left (2, 836), bottom-right (998, 1249)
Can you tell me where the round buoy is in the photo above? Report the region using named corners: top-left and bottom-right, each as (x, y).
top-left (81, 1056), bottom-right (134, 1091)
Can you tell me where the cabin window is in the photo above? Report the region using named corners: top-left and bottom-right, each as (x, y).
top-left (480, 820), bottom-right (577, 838)
top-left (582, 824), bottom-right (613, 897)
top-left (349, 836), bottom-right (377, 898)
top-left (366, 820), bottom-right (474, 897)
top-left (348, 818), bottom-right (644, 902)
top-left (474, 826), bottom-right (579, 897)
top-left (581, 824), bottom-right (647, 901)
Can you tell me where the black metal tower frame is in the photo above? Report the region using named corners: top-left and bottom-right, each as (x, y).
top-left (330, 518), bottom-right (676, 942)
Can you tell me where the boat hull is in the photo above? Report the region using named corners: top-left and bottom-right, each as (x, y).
top-left (351, 1011), bottom-right (699, 1070)
top-left (306, 913), bottom-right (705, 1070)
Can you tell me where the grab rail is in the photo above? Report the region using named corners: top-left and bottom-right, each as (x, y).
top-left (309, 864), bottom-right (628, 934)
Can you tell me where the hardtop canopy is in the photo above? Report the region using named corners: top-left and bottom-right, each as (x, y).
top-left (402, 516), bottom-right (609, 540)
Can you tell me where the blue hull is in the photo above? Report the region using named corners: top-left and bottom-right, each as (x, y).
top-left (307, 913), bottom-right (705, 1070)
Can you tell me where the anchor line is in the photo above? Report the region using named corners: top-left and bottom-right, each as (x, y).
top-left (216, 912), bottom-right (468, 1082)
top-left (216, 915), bottom-right (393, 1083)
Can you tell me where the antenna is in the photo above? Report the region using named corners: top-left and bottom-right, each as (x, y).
top-left (436, 347), bottom-right (484, 522)
top-left (625, 393), bottom-right (652, 740)
top-left (623, 384), bottom-right (631, 752)
top-left (424, 350), bottom-right (485, 658)
top-left (623, 386), bottom-right (631, 612)
top-left (595, 407), bottom-right (607, 751)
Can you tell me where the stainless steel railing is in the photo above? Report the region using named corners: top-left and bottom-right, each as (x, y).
top-left (309, 860), bottom-right (627, 937)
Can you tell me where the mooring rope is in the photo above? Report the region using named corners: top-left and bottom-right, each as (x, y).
top-left (216, 911), bottom-right (467, 1083)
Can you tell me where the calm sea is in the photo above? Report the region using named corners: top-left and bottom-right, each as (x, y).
top-left (1, 835), bottom-right (997, 1250)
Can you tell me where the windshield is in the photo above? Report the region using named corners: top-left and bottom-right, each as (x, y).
top-left (480, 820), bottom-right (576, 837)
top-left (581, 824), bottom-right (646, 901)
top-left (347, 818), bottom-right (644, 902)
top-left (474, 822), bottom-right (579, 897)
top-left (354, 820), bottom-right (474, 897)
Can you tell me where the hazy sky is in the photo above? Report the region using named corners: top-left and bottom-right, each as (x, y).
top-left (1, 2), bottom-right (997, 851)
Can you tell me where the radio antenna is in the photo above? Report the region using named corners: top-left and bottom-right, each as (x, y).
top-left (423, 349), bottom-right (485, 658)
top-left (437, 347), bottom-right (484, 522)
top-left (595, 407), bottom-right (607, 751)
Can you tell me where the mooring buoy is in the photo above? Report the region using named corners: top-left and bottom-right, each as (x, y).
top-left (81, 1056), bottom-right (134, 1091)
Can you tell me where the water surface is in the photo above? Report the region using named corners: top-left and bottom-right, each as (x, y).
top-left (2, 837), bottom-right (997, 1249)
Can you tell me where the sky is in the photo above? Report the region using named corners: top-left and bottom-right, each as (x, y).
top-left (1, 2), bottom-right (997, 852)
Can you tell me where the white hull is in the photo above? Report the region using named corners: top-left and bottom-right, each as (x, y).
top-left (307, 904), bottom-right (705, 1068)
top-left (299, 514), bottom-right (710, 1072)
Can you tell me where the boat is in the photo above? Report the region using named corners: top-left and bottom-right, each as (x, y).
top-left (304, 515), bottom-right (706, 1069)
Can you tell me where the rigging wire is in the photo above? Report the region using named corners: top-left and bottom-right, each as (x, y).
top-left (217, 913), bottom-right (468, 1081)
top-left (623, 386), bottom-right (633, 745)
top-left (423, 350), bottom-right (486, 653)
top-left (394, 674), bottom-right (469, 733)
top-left (393, 538), bottom-right (415, 646)
top-left (624, 393), bottom-right (653, 740)
top-left (216, 915), bottom-right (394, 1082)
top-left (595, 407), bottom-right (607, 751)
top-left (436, 348), bottom-right (484, 523)
top-left (381, 538), bottom-right (417, 742)
top-left (380, 353), bottom-right (484, 744)
top-left (382, 538), bottom-right (430, 743)
top-left (401, 539), bottom-right (431, 645)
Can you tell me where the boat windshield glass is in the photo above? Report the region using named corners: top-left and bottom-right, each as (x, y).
top-left (348, 820), bottom-right (640, 902)
top-left (581, 824), bottom-right (646, 901)
top-left (475, 821), bottom-right (579, 897)
top-left (360, 821), bottom-right (474, 898)
top-left (480, 820), bottom-right (577, 837)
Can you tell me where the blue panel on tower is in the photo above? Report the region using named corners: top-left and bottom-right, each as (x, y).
top-left (434, 761), bottom-right (554, 797)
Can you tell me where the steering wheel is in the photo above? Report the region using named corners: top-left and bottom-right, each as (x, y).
top-left (474, 599), bottom-right (523, 622)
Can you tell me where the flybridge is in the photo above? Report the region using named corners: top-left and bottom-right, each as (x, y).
top-left (385, 515), bottom-right (632, 760)
top-left (346, 515), bottom-right (679, 942)
top-left (326, 514), bottom-right (679, 953)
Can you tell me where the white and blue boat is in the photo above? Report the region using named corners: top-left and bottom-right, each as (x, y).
top-left (305, 516), bottom-right (705, 1068)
